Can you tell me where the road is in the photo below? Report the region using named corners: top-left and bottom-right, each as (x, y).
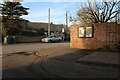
top-left (2, 42), bottom-right (119, 78)
top-left (2, 42), bottom-right (69, 55)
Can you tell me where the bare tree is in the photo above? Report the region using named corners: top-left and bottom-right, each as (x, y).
top-left (70, 0), bottom-right (120, 24)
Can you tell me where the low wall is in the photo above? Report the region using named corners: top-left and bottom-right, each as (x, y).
top-left (70, 22), bottom-right (120, 49)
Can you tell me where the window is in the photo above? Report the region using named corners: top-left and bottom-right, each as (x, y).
top-left (86, 27), bottom-right (93, 37)
top-left (78, 27), bottom-right (85, 37)
top-left (78, 26), bottom-right (93, 38)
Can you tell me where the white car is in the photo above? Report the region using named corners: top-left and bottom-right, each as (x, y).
top-left (41, 35), bottom-right (62, 43)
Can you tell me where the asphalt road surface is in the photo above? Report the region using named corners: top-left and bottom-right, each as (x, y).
top-left (2, 42), bottom-right (119, 78)
top-left (2, 42), bottom-right (69, 55)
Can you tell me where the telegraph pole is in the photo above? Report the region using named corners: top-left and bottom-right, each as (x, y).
top-left (66, 11), bottom-right (68, 28)
top-left (117, 4), bottom-right (120, 24)
top-left (94, 0), bottom-right (96, 12)
top-left (48, 8), bottom-right (51, 35)
top-left (65, 11), bottom-right (68, 41)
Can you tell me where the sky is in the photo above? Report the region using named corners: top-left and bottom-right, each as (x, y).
top-left (1, 0), bottom-right (116, 25)
top-left (21, 2), bottom-right (81, 26)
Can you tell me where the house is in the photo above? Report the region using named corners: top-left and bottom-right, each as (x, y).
top-left (70, 22), bottom-right (120, 49)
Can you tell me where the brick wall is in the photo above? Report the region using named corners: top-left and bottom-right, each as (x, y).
top-left (70, 22), bottom-right (120, 49)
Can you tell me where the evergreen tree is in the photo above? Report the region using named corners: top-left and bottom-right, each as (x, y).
top-left (0, 1), bottom-right (29, 36)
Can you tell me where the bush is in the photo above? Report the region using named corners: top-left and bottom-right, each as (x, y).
top-left (96, 48), bottom-right (103, 51)
top-left (102, 45), bottom-right (114, 52)
top-left (103, 45), bottom-right (111, 50)
top-left (2, 20), bottom-right (22, 36)
top-left (115, 41), bottom-right (120, 51)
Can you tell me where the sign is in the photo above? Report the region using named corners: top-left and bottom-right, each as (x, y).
top-left (62, 28), bottom-right (65, 33)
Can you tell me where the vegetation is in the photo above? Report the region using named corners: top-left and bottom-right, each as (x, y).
top-left (103, 45), bottom-right (111, 50)
top-left (0, 1), bottom-right (29, 36)
top-left (1, 1), bottom-right (29, 20)
top-left (115, 41), bottom-right (120, 51)
top-left (70, 0), bottom-right (120, 24)
top-left (2, 20), bottom-right (22, 36)
top-left (95, 44), bottom-right (120, 52)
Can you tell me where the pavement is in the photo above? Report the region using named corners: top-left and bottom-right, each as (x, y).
top-left (33, 48), bottom-right (120, 78)
top-left (35, 48), bottom-right (120, 68)
top-left (77, 52), bottom-right (120, 67)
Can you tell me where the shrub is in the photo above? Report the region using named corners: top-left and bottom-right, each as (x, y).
top-left (103, 45), bottom-right (111, 50)
top-left (96, 48), bottom-right (103, 51)
top-left (115, 41), bottom-right (120, 51)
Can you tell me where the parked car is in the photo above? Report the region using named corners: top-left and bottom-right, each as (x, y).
top-left (41, 35), bottom-right (62, 43)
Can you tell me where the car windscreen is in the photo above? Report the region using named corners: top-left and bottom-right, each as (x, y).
top-left (47, 35), bottom-right (55, 38)
top-left (47, 35), bottom-right (60, 38)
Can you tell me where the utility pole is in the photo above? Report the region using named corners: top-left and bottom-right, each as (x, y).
top-left (48, 8), bottom-right (51, 35)
top-left (65, 11), bottom-right (68, 41)
top-left (94, 0), bottom-right (97, 13)
top-left (118, 13), bottom-right (120, 24)
top-left (66, 11), bottom-right (68, 29)
top-left (117, 4), bottom-right (120, 24)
